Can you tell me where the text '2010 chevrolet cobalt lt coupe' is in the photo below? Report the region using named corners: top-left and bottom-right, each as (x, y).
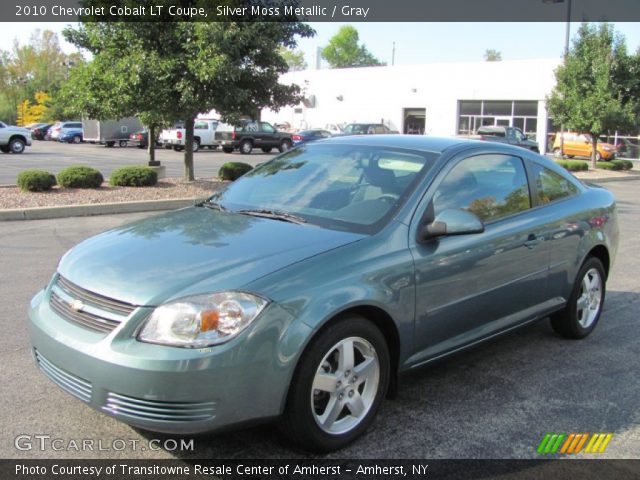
top-left (29, 136), bottom-right (618, 451)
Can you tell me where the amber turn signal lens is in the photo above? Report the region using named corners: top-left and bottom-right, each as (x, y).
top-left (200, 311), bottom-right (219, 332)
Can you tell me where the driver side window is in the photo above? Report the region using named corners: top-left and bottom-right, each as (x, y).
top-left (434, 154), bottom-right (531, 223)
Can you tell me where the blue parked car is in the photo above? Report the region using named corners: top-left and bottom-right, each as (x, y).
top-left (291, 129), bottom-right (332, 146)
top-left (28, 136), bottom-right (618, 451)
top-left (58, 127), bottom-right (83, 144)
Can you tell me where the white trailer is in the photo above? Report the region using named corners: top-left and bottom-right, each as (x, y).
top-left (83, 118), bottom-right (143, 147)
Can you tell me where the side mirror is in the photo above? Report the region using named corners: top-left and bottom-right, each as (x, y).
top-left (420, 209), bottom-right (484, 240)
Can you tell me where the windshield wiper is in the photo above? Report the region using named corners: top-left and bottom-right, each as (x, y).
top-left (197, 198), bottom-right (228, 212)
top-left (235, 208), bottom-right (307, 225)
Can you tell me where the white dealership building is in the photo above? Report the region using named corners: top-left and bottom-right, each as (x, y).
top-left (261, 58), bottom-right (561, 153)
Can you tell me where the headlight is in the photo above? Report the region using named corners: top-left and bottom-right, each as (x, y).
top-left (138, 292), bottom-right (268, 348)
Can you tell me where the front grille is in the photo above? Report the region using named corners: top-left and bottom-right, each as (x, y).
top-left (57, 275), bottom-right (136, 316)
top-left (34, 350), bottom-right (92, 403)
top-left (103, 392), bottom-right (216, 423)
top-left (49, 275), bottom-right (137, 334)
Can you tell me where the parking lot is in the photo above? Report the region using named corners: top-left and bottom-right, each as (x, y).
top-left (0, 141), bottom-right (275, 185)
top-left (0, 180), bottom-right (638, 460)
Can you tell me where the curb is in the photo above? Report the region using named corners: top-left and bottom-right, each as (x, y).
top-left (0, 198), bottom-right (196, 221)
top-left (575, 174), bottom-right (640, 183)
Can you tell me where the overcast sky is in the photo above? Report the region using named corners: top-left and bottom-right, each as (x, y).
top-left (1, 21), bottom-right (639, 66)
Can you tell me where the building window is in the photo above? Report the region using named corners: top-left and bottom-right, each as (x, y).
top-left (457, 100), bottom-right (539, 139)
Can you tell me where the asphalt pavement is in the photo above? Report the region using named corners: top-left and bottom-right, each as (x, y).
top-left (0, 181), bottom-right (639, 460)
top-left (0, 141), bottom-right (273, 185)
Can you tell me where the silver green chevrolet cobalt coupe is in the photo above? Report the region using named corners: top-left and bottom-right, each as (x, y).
top-left (29, 136), bottom-right (618, 451)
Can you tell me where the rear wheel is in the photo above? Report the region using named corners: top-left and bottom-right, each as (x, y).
top-left (279, 139), bottom-right (292, 153)
top-left (553, 148), bottom-right (562, 158)
top-left (119, 140), bottom-right (127, 147)
top-left (192, 139), bottom-right (200, 153)
top-left (281, 316), bottom-right (389, 452)
top-left (550, 257), bottom-right (606, 339)
top-left (9, 138), bottom-right (26, 154)
top-left (72, 135), bottom-right (82, 144)
top-left (239, 140), bottom-right (253, 155)
top-left (261, 147), bottom-right (273, 153)
top-left (595, 151), bottom-right (602, 162)
top-left (106, 142), bottom-right (115, 148)
top-left (173, 145), bottom-right (184, 152)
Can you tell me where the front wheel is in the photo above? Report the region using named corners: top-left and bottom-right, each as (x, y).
top-left (595, 151), bottom-right (602, 162)
top-left (281, 316), bottom-right (389, 452)
top-left (550, 257), bottom-right (606, 339)
top-left (553, 148), bottom-right (562, 158)
top-left (72, 135), bottom-right (82, 144)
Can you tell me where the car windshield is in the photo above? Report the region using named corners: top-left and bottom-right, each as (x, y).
top-left (213, 144), bottom-right (438, 233)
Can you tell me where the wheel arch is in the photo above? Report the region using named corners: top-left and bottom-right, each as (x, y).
top-left (282, 303), bottom-right (401, 414)
top-left (586, 244), bottom-right (610, 279)
top-left (9, 134), bottom-right (27, 144)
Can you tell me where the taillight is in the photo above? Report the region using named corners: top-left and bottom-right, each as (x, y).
top-left (292, 134), bottom-right (302, 141)
top-left (176, 131), bottom-right (182, 139)
top-left (232, 130), bottom-right (236, 140)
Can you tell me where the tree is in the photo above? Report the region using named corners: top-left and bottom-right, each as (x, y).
top-left (484, 49), bottom-right (502, 62)
top-left (322, 25), bottom-right (384, 69)
top-left (64, 6), bottom-right (313, 180)
top-left (547, 23), bottom-right (636, 168)
top-left (279, 47), bottom-right (307, 72)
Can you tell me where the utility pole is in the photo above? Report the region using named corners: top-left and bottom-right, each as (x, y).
top-left (391, 42), bottom-right (396, 66)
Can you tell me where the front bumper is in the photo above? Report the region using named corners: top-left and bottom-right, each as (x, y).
top-left (28, 287), bottom-right (303, 434)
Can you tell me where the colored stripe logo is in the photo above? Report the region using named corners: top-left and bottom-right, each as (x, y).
top-left (537, 433), bottom-right (613, 454)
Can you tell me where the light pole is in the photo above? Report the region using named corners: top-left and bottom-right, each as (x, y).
top-left (543, 0), bottom-right (572, 157)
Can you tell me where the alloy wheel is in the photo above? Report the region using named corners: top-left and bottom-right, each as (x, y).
top-left (576, 268), bottom-right (602, 329)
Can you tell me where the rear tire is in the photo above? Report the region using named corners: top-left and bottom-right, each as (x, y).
top-left (222, 147), bottom-right (233, 154)
top-left (239, 140), bottom-right (253, 155)
top-left (553, 148), bottom-right (562, 158)
top-left (261, 147), bottom-right (273, 153)
top-left (279, 139), bottom-right (292, 153)
top-left (72, 135), bottom-right (82, 144)
top-left (595, 152), bottom-right (602, 162)
top-left (119, 140), bottom-right (127, 147)
top-left (9, 138), bottom-right (26, 154)
top-left (106, 142), bottom-right (115, 148)
top-left (173, 145), bottom-right (184, 152)
top-left (192, 139), bottom-right (200, 153)
top-left (550, 257), bottom-right (606, 339)
top-left (280, 316), bottom-right (389, 452)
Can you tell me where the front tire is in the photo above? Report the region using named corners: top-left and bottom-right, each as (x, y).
top-left (192, 139), bottom-right (200, 152)
top-left (72, 135), bottom-right (82, 144)
top-left (281, 316), bottom-right (389, 452)
top-left (595, 151), bottom-right (602, 162)
top-left (9, 138), bottom-right (26, 154)
top-left (550, 257), bottom-right (606, 339)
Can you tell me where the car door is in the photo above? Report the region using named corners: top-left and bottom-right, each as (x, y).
top-left (408, 152), bottom-right (551, 364)
top-left (260, 122), bottom-right (277, 147)
top-left (0, 122), bottom-right (7, 143)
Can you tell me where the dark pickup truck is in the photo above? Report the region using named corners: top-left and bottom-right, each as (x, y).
top-left (470, 126), bottom-right (540, 153)
top-left (215, 121), bottom-right (293, 154)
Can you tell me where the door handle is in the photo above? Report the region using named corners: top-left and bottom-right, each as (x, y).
top-left (524, 234), bottom-right (542, 249)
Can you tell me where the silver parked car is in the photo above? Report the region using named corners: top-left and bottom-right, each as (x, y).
top-left (29, 136), bottom-right (618, 451)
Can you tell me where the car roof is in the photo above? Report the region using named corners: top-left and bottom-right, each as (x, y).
top-left (321, 134), bottom-right (475, 153)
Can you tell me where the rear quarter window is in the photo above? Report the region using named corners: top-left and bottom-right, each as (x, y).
top-left (531, 163), bottom-right (579, 205)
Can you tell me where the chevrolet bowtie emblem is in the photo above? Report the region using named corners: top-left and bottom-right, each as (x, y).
top-left (70, 299), bottom-right (85, 312)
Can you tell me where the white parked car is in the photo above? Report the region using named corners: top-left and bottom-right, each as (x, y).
top-left (166, 118), bottom-right (219, 152)
top-left (0, 121), bottom-right (32, 154)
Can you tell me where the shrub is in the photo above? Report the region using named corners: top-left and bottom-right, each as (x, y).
top-left (16, 170), bottom-right (56, 192)
top-left (57, 166), bottom-right (104, 188)
top-left (615, 159), bottom-right (634, 171)
top-left (556, 160), bottom-right (588, 172)
top-left (596, 161), bottom-right (622, 171)
top-left (109, 166), bottom-right (158, 187)
top-left (219, 162), bottom-right (253, 181)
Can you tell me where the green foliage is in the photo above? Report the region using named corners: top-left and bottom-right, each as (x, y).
top-left (322, 25), bottom-right (385, 69)
top-left (219, 162), bottom-right (253, 181)
top-left (546, 23), bottom-right (638, 168)
top-left (556, 160), bottom-right (589, 171)
top-left (109, 166), bottom-right (158, 187)
top-left (616, 159), bottom-right (634, 170)
top-left (63, 9), bottom-right (314, 180)
top-left (57, 166), bottom-right (104, 188)
top-left (279, 47), bottom-right (307, 72)
top-left (16, 169), bottom-right (56, 192)
top-left (596, 161), bottom-right (623, 171)
top-left (484, 49), bottom-right (502, 61)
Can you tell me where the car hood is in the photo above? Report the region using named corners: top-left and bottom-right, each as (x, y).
top-left (57, 207), bottom-right (363, 306)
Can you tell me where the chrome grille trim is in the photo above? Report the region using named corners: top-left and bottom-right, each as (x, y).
top-left (50, 292), bottom-right (120, 333)
top-left (103, 392), bottom-right (216, 422)
top-left (56, 275), bottom-right (136, 316)
top-left (34, 350), bottom-right (92, 403)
